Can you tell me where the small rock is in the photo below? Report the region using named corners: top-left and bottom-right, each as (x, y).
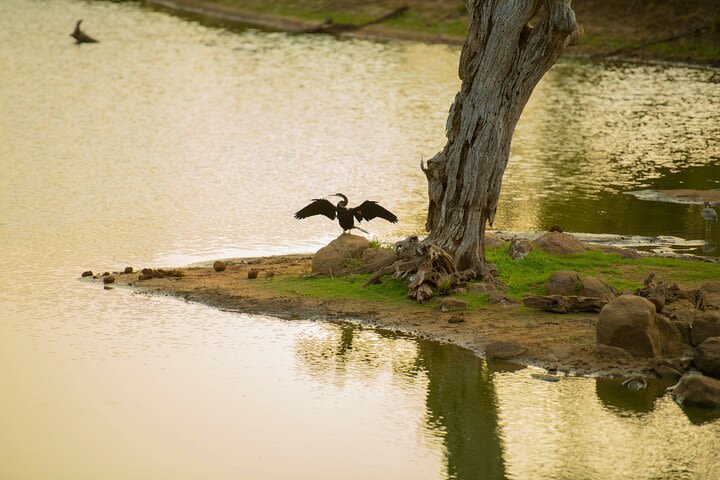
top-left (594, 344), bottom-right (634, 361)
top-left (487, 290), bottom-right (519, 305)
top-left (103, 275), bottom-right (116, 284)
top-left (622, 377), bottom-right (647, 391)
top-left (532, 231), bottom-right (585, 255)
top-left (265, 270), bottom-right (275, 278)
top-left (103, 285), bottom-right (113, 290)
top-left (451, 287), bottom-right (467, 295)
top-left (213, 261), bottom-right (227, 272)
top-left (549, 224), bottom-right (563, 233)
top-left (672, 374), bottom-right (720, 408)
top-left (123, 266), bottom-right (133, 274)
top-left (508, 237), bottom-right (532, 260)
top-left (447, 315), bottom-right (465, 324)
top-left (485, 340), bottom-right (525, 359)
top-left (467, 283), bottom-right (495, 294)
top-left (581, 276), bottom-right (616, 302)
top-left (531, 373), bottom-right (561, 382)
top-left (585, 244), bottom-right (642, 259)
top-left (247, 268), bottom-right (259, 279)
top-left (654, 364), bottom-right (682, 381)
top-left (81, 271), bottom-right (93, 277)
top-left (546, 270), bottom-right (580, 296)
top-left (102, 272), bottom-right (110, 276)
top-left (695, 337), bottom-right (720, 379)
top-left (440, 298), bottom-right (467, 312)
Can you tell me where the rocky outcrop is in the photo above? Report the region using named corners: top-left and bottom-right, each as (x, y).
top-left (672, 374), bottom-right (720, 408)
top-left (532, 232), bottom-right (585, 255)
top-left (546, 270), bottom-right (580, 296)
top-left (597, 295), bottom-right (684, 358)
top-left (508, 237), bottom-right (532, 260)
top-left (312, 234), bottom-right (371, 274)
top-left (695, 337), bottom-right (720, 379)
top-left (691, 311), bottom-right (720, 346)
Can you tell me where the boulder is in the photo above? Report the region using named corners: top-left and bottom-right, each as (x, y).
top-left (532, 232), bottom-right (585, 255)
top-left (311, 234), bottom-right (371, 274)
top-left (488, 290), bottom-right (519, 305)
top-left (546, 271), bottom-right (580, 296)
top-left (508, 237), bottom-right (532, 260)
top-left (672, 374), bottom-right (720, 408)
top-left (695, 337), bottom-right (720, 379)
top-left (247, 268), bottom-right (259, 279)
top-left (597, 295), bottom-right (683, 358)
top-left (440, 298), bottom-right (468, 312)
top-left (581, 276), bottom-right (616, 302)
top-left (485, 340), bottom-right (525, 359)
top-left (691, 311), bottom-right (720, 346)
top-left (213, 261), bottom-right (226, 272)
top-left (584, 244), bottom-right (642, 259)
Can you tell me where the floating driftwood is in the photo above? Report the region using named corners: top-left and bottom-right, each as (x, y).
top-left (298, 5), bottom-right (409, 35)
top-left (523, 295), bottom-right (608, 313)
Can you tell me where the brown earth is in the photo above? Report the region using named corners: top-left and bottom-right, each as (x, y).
top-left (146, 0), bottom-right (720, 66)
top-left (92, 253), bottom-right (677, 378)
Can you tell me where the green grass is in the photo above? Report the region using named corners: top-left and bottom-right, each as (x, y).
top-left (261, 246), bottom-right (720, 310)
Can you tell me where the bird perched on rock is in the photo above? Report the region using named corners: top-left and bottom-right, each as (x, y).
top-left (70, 19), bottom-right (98, 44)
top-left (295, 193), bottom-right (397, 234)
top-left (702, 201), bottom-right (718, 231)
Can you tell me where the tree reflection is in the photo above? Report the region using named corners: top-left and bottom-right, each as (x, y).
top-left (415, 344), bottom-right (506, 480)
top-left (295, 323), bottom-right (507, 479)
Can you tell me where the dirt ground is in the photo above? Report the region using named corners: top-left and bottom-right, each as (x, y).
top-left (92, 254), bottom-right (670, 378)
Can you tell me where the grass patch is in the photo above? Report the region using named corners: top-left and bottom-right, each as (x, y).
top-left (262, 246), bottom-right (720, 307)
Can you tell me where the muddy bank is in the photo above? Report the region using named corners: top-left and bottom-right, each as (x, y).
top-left (87, 252), bottom-right (690, 379)
top-left (144, 0), bottom-right (720, 67)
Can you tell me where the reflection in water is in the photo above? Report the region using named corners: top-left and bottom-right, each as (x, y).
top-left (294, 323), bottom-right (720, 480)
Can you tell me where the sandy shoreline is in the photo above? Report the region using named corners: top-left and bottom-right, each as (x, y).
top-left (89, 253), bottom-right (676, 378)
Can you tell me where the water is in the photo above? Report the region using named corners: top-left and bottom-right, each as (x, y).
top-left (1, 0), bottom-right (719, 478)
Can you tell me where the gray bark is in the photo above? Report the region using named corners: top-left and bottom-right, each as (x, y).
top-left (422, 0), bottom-right (582, 271)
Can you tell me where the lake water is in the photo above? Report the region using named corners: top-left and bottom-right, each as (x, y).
top-left (1, 0), bottom-right (719, 479)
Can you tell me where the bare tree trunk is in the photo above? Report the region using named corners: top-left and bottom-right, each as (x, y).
top-left (423, 0), bottom-right (582, 271)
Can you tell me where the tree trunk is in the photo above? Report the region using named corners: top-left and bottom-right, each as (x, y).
top-left (423, 0), bottom-right (582, 271)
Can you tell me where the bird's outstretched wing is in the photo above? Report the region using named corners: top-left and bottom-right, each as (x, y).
top-left (351, 201), bottom-right (398, 223)
top-left (294, 199), bottom-right (336, 220)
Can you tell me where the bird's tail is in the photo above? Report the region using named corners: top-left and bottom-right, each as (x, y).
top-left (353, 226), bottom-right (369, 234)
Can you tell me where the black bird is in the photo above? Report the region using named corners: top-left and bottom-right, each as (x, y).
top-left (70, 19), bottom-right (98, 44)
top-left (294, 193), bottom-right (398, 234)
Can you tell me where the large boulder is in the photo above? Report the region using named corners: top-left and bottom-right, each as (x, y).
top-left (311, 234), bottom-right (371, 274)
top-left (532, 232), bottom-right (585, 255)
top-left (691, 311), bottom-right (720, 346)
top-left (361, 247), bottom-right (394, 264)
top-left (546, 271), bottom-right (580, 296)
top-left (672, 374), bottom-right (720, 408)
top-left (695, 337), bottom-right (720, 379)
top-left (581, 276), bottom-right (616, 302)
top-left (597, 295), bottom-right (684, 358)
